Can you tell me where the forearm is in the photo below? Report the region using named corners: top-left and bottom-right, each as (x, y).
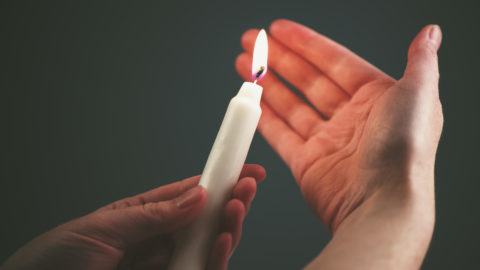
top-left (305, 177), bottom-right (435, 270)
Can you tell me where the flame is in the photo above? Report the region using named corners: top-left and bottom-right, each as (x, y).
top-left (251, 29), bottom-right (268, 82)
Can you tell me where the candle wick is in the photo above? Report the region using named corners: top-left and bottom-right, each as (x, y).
top-left (252, 66), bottom-right (265, 85)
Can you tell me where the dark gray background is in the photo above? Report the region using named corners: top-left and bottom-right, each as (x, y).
top-left (1, 0), bottom-right (479, 269)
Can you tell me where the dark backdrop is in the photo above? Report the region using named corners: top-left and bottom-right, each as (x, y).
top-left (1, 0), bottom-right (479, 269)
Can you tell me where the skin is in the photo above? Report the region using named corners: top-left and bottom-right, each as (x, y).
top-left (236, 19), bottom-right (442, 269)
top-left (2, 19), bottom-right (442, 270)
top-left (1, 164), bottom-right (266, 270)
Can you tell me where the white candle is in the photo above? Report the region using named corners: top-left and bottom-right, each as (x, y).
top-left (168, 29), bottom-right (268, 270)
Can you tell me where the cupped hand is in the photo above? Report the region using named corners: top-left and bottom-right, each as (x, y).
top-left (236, 20), bottom-right (442, 232)
top-left (1, 164), bottom-right (266, 270)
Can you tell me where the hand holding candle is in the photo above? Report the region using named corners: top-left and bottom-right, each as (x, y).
top-left (167, 29), bottom-right (268, 270)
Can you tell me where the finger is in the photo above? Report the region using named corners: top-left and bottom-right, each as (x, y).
top-left (205, 232), bottom-right (232, 270)
top-left (232, 177), bottom-right (256, 212)
top-left (239, 164), bottom-right (266, 183)
top-left (241, 29), bottom-right (349, 117)
top-left (258, 101), bottom-right (304, 165)
top-left (98, 175), bottom-right (200, 211)
top-left (102, 163), bottom-right (265, 212)
top-left (236, 52), bottom-right (323, 138)
top-left (219, 199), bottom-right (245, 252)
top-left (403, 25), bottom-right (441, 90)
top-left (75, 186), bottom-right (207, 249)
top-left (270, 19), bottom-right (393, 95)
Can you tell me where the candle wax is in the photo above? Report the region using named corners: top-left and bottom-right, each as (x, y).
top-left (168, 82), bottom-right (262, 270)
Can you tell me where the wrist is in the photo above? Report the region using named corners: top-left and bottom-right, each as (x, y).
top-left (309, 184), bottom-right (435, 270)
top-left (337, 165), bottom-right (436, 246)
top-left (332, 160), bottom-right (436, 234)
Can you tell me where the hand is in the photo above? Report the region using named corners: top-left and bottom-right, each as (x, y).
top-left (1, 164), bottom-right (266, 270)
top-left (236, 20), bottom-right (442, 232)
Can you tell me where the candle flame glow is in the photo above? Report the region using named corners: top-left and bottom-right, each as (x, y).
top-left (251, 29), bottom-right (268, 82)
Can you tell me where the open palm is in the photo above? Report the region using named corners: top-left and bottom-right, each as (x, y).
top-left (236, 20), bottom-right (442, 232)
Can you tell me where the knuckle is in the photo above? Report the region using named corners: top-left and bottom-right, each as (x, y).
top-left (109, 201), bottom-right (119, 210)
top-left (424, 42), bottom-right (438, 58)
top-left (110, 200), bottom-right (128, 210)
top-left (409, 42), bottom-right (438, 63)
top-left (135, 195), bottom-right (147, 206)
top-left (143, 201), bottom-right (170, 222)
top-left (435, 101), bottom-right (445, 127)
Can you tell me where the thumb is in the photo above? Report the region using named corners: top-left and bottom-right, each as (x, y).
top-left (403, 24), bottom-right (442, 88)
top-left (73, 186), bottom-right (206, 249)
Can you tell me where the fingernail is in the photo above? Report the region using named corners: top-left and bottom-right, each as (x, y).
top-left (428, 25), bottom-right (442, 51)
top-left (176, 186), bottom-right (203, 209)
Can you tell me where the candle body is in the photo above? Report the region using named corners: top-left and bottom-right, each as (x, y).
top-left (168, 82), bottom-right (262, 270)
